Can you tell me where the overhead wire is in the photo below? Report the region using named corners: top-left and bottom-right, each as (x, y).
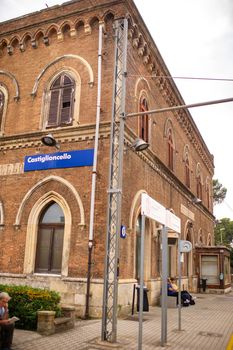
top-left (127, 74), bottom-right (233, 82)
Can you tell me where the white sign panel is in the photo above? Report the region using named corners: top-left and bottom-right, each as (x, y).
top-left (180, 240), bottom-right (192, 253)
top-left (166, 211), bottom-right (181, 234)
top-left (141, 193), bottom-right (166, 225)
top-left (141, 194), bottom-right (181, 233)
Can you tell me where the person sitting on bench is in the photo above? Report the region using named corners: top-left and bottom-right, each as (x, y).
top-left (167, 278), bottom-right (195, 306)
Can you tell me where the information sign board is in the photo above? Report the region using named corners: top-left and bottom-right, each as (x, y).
top-left (141, 193), bottom-right (181, 233)
top-left (24, 149), bottom-right (94, 172)
top-left (141, 193), bottom-right (166, 225)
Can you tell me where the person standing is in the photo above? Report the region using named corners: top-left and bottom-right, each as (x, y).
top-left (0, 292), bottom-right (15, 350)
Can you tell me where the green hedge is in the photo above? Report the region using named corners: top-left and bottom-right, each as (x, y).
top-left (0, 284), bottom-right (61, 330)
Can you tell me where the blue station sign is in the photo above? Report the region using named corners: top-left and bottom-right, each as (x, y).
top-left (24, 149), bottom-right (94, 172)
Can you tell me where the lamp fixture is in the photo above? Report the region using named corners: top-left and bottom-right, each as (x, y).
top-left (131, 138), bottom-right (149, 152)
top-left (41, 134), bottom-right (60, 149)
top-left (192, 197), bottom-right (202, 204)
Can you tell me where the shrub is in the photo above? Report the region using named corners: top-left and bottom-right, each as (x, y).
top-left (0, 284), bottom-right (61, 330)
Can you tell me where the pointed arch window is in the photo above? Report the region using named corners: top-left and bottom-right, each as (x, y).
top-left (197, 175), bottom-right (202, 200)
top-left (35, 202), bottom-right (65, 274)
top-left (206, 180), bottom-right (210, 209)
top-left (47, 73), bottom-right (75, 128)
top-left (0, 90), bottom-right (5, 132)
top-left (199, 229), bottom-right (203, 245)
top-left (185, 157), bottom-right (191, 188)
top-left (168, 129), bottom-right (174, 171)
top-left (139, 97), bottom-right (149, 142)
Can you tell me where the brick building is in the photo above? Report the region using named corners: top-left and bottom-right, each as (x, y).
top-left (0, 0), bottom-right (215, 317)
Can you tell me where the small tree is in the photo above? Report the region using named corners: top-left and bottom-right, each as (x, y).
top-left (213, 179), bottom-right (227, 205)
top-left (214, 218), bottom-right (233, 245)
top-left (214, 219), bottom-right (233, 270)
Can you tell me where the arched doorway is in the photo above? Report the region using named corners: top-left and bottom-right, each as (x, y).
top-left (184, 222), bottom-right (193, 289)
top-left (35, 201), bottom-right (64, 274)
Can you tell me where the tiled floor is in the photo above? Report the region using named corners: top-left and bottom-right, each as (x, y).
top-left (12, 291), bottom-right (233, 349)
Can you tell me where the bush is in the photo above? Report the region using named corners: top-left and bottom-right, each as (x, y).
top-left (0, 284), bottom-right (61, 330)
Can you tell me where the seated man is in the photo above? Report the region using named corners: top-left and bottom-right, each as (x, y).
top-left (0, 292), bottom-right (15, 350)
top-left (167, 278), bottom-right (196, 306)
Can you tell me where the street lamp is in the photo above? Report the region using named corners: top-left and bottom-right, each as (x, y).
top-left (131, 138), bottom-right (149, 152)
top-left (192, 197), bottom-right (202, 204)
top-left (41, 133), bottom-right (60, 149)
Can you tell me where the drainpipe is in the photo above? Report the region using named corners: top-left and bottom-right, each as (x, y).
top-left (85, 22), bottom-right (104, 319)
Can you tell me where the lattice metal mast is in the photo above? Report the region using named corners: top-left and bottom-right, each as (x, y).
top-left (101, 18), bottom-right (128, 343)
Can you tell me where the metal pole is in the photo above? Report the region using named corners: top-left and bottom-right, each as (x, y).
top-left (161, 225), bottom-right (168, 346)
top-left (101, 18), bottom-right (128, 343)
top-left (126, 96), bottom-right (233, 118)
top-left (138, 214), bottom-right (145, 350)
top-left (85, 22), bottom-right (104, 319)
top-left (178, 239), bottom-right (182, 331)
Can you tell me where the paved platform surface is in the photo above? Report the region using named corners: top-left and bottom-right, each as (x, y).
top-left (12, 289), bottom-right (233, 350)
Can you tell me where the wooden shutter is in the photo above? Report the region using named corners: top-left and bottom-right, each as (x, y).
top-left (47, 74), bottom-right (75, 128)
top-left (0, 91), bottom-right (4, 127)
top-left (139, 98), bottom-right (149, 142)
top-left (51, 228), bottom-right (64, 273)
top-left (48, 90), bottom-right (59, 126)
top-left (60, 87), bottom-right (73, 124)
top-left (35, 228), bottom-right (53, 273)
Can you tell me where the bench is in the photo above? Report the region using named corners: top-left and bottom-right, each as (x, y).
top-left (37, 306), bottom-right (76, 335)
top-left (54, 316), bottom-right (74, 333)
top-left (159, 295), bottom-right (177, 308)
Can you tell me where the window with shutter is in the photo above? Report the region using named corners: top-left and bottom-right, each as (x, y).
top-left (47, 73), bottom-right (75, 128)
top-left (185, 158), bottom-right (190, 188)
top-left (48, 90), bottom-right (59, 126)
top-left (0, 91), bottom-right (4, 129)
top-left (168, 129), bottom-right (174, 171)
top-left (139, 97), bottom-right (149, 142)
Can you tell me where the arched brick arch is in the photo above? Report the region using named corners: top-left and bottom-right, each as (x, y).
top-left (31, 54), bottom-right (94, 96)
top-left (14, 175), bottom-right (85, 227)
top-left (0, 70), bottom-right (20, 100)
top-left (129, 189), bottom-right (147, 230)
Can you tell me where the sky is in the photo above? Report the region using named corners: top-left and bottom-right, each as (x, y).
top-left (1, 0), bottom-right (233, 220)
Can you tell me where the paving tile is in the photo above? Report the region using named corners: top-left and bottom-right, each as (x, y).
top-left (11, 290), bottom-right (233, 350)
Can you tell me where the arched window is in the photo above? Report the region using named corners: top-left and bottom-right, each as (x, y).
top-left (185, 158), bottom-right (190, 188)
top-left (207, 234), bottom-right (212, 246)
top-left (168, 129), bottom-right (174, 171)
top-left (0, 86), bottom-right (7, 134)
top-left (0, 90), bottom-right (4, 129)
top-left (0, 201), bottom-right (4, 227)
top-left (46, 73), bottom-right (75, 128)
top-left (196, 164), bottom-right (203, 200)
top-left (198, 229), bottom-right (203, 245)
top-left (139, 97), bottom-right (149, 142)
top-left (35, 201), bottom-right (65, 274)
top-left (206, 179), bottom-right (211, 209)
top-left (197, 175), bottom-right (202, 200)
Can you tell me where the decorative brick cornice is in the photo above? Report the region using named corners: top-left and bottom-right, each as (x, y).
top-left (0, 122), bottom-right (111, 151)
top-left (0, 5), bottom-right (119, 56)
